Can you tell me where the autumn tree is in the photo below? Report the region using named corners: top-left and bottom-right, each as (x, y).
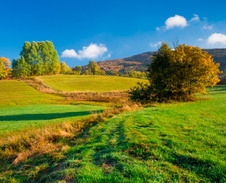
top-left (130, 43), bottom-right (221, 102)
top-left (0, 57), bottom-right (11, 79)
top-left (61, 61), bottom-right (71, 74)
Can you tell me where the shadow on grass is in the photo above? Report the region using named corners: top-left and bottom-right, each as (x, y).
top-left (0, 110), bottom-right (103, 121)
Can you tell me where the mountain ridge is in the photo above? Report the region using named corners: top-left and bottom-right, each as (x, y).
top-left (82, 48), bottom-right (226, 73)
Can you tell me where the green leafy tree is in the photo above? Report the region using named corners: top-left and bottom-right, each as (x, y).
top-left (13, 41), bottom-right (61, 77)
top-left (12, 56), bottom-right (28, 78)
top-left (73, 65), bottom-right (82, 75)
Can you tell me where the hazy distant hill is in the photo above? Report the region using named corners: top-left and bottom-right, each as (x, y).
top-left (84, 48), bottom-right (226, 73)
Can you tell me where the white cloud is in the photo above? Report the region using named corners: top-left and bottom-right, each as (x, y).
top-left (190, 14), bottom-right (200, 22)
top-left (157, 14), bottom-right (202, 31)
top-left (61, 43), bottom-right (108, 59)
top-left (61, 49), bottom-right (78, 58)
top-left (150, 41), bottom-right (162, 47)
top-left (165, 15), bottom-right (188, 29)
top-left (203, 25), bottom-right (213, 30)
top-left (207, 33), bottom-right (226, 45)
top-left (197, 38), bottom-right (203, 42)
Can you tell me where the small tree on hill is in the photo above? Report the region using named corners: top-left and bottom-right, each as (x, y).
top-left (130, 43), bottom-right (221, 102)
top-left (87, 61), bottom-right (100, 75)
top-left (73, 65), bottom-right (82, 75)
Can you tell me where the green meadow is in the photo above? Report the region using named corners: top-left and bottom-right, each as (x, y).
top-left (1, 85), bottom-right (225, 182)
top-left (39, 75), bottom-right (149, 92)
top-left (0, 80), bottom-right (104, 135)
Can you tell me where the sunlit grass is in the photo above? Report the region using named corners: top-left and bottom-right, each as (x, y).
top-left (39, 75), bottom-right (149, 92)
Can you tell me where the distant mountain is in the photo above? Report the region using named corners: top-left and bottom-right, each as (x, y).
top-left (82, 48), bottom-right (226, 73)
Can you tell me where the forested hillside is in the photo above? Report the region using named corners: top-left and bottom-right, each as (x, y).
top-left (92, 49), bottom-right (226, 74)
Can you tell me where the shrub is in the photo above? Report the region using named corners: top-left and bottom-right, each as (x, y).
top-left (128, 82), bottom-right (152, 103)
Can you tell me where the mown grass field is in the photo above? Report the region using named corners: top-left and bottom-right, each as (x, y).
top-left (0, 104), bottom-right (103, 136)
top-left (0, 80), bottom-right (63, 107)
top-left (0, 80), bottom-right (105, 136)
top-left (1, 86), bottom-right (225, 182)
top-left (39, 75), bottom-right (149, 92)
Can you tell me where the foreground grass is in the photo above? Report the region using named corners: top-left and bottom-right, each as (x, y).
top-left (39, 75), bottom-right (149, 92)
top-left (0, 80), bottom-right (64, 107)
top-left (0, 86), bottom-right (225, 182)
top-left (0, 104), bottom-right (104, 136)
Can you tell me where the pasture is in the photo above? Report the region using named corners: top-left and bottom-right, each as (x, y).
top-left (0, 80), bottom-right (63, 107)
top-left (39, 75), bottom-right (149, 92)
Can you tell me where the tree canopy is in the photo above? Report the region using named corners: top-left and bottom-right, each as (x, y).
top-left (130, 43), bottom-right (221, 102)
top-left (61, 61), bottom-right (72, 74)
top-left (12, 41), bottom-right (61, 77)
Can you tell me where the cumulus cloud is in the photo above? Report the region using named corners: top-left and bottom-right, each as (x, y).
top-left (61, 49), bottom-right (78, 58)
top-left (61, 43), bottom-right (108, 59)
top-left (157, 14), bottom-right (201, 31)
top-left (189, 14), bottom-right (200, 22)
top-left (207, 33), bottom-right (226, 45)
top-left (165, 15), bottom-right (188, 29)
top-left (150, 41), bottom-right (162, 47)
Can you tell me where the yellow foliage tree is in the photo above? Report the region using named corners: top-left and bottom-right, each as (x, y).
top-left (147, 43), bottom-right (222, 101)
top-left (0, 57), bottom-right (11, 79)
top-left (56, 61), bottom-right (61, 74)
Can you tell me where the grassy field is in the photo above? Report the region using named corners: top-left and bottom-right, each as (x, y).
top-left (0, 80), bottom-right (105, 136)
top-left (0, 80), bottom-right (64, 107)
top-left (1, 86), bottom-right (225, 182)
top-left (39, 75), bottom-right (149, 92)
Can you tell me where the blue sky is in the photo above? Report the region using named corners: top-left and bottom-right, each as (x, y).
top-left (0, 0), bottom-right (226, 67)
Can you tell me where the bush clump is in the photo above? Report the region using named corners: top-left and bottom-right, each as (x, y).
top-left (129, 43), bottom-right (222, 102)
